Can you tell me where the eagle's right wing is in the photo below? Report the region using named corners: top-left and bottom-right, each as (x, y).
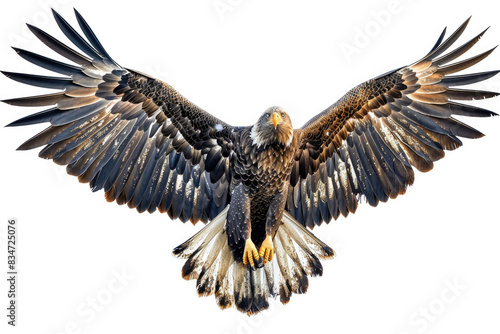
top-left (288, 18), bottom-right (499, 228)
top-left (2, 9), bottom-right (235, 224)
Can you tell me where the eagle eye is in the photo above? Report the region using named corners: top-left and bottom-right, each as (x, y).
top-left (281, 112), bottom-right (285, 117)
top-left (265, 113), bottom-right (270, 118)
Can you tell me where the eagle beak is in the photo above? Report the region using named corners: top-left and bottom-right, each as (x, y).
top-left (272, 112), bottom-right (282, 130)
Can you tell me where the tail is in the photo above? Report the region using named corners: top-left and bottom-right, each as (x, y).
top-left (173, 208), bottom-right (335, 315)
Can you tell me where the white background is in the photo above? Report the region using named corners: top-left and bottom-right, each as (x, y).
top-left (1, 0), bottom-right (499, 333)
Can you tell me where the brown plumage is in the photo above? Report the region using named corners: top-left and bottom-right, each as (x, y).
top-left (2, 11), bottom-right (498, 314)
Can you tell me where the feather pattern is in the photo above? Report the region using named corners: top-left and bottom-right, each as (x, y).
top-left (289, 18), bottom-right (498, 227)
top-left (2, 9), bottom-right (235, 224)
top-left (173, 208), bottom-right (334, 314)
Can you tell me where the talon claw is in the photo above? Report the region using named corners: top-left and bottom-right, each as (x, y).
top-left (243, 239), bottom-right (260, 269)
top-left (255, 257), bottom-right (264, 268)
top-left (258, 235), bottom-right (274, 265)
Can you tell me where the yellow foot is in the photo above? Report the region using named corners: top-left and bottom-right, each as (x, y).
top-left (243, 239), bottom-right (260, 268)
top-left (259, 235), bottom-right (274, 265)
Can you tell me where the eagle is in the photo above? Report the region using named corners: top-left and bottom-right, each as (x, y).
top-left (2, 10), bottom-right (498, 315)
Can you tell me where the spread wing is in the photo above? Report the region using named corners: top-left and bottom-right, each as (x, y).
top-left (2, 9), bottom-right (235, 224)
top-left (287, 18), bottom-right (499, 229)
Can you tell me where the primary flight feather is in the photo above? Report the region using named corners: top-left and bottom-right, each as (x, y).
top-left (2, 10), bottom-right (498, 314)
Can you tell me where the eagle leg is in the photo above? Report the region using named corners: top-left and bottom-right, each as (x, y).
top-left (227, 184), bottom-right (264, 268)
top-left (243, 238), bottom-right (261, 269)
top-left (260, 189), bottom-right (287, 265)
top-left (258, 235), bottom-right (274, 264)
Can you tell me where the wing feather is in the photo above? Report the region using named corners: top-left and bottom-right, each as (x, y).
top-left (290, 18), bottom-right (498, 227)
top-left (3, 10), bottom-right (235, 224)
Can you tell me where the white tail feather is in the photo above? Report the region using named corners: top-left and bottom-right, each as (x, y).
top-left (173, 209), bottom-right (335, 314)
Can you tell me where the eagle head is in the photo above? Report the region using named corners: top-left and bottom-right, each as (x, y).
top-left (250, 106), bottom-right (293, 148)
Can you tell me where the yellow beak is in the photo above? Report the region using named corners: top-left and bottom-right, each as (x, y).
top-left (272, 112), bottom-right (282, 130)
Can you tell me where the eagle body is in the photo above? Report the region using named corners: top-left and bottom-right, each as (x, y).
top-left (2, 10), bottom-right (498, 315)
top-left (228, 118), bottom-right (299, 261)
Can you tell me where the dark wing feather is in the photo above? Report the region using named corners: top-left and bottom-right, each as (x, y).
top-left (288, 18), bottom-right (499, 228)
top-left (2, 9), bottom-right (236, 224)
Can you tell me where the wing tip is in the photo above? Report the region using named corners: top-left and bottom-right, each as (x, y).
top-left (25, 22), bottom-right (39, 34)
top-left (5, 118), bottom-right (25, 127)
top-left (483, 45), bottom-right (499, 58)
top-left (73, 7), bottom-right (82, 18)
top-left (50, 7), bottom-right (63, 21)
top-left (462, 15), bottom-right (472, 28)
top-left (2, 98), bottom-right (20, 107)
top-left (16, 142), bottom-right (32, 151)
top-left (0, 70), bottom-right (12, 79)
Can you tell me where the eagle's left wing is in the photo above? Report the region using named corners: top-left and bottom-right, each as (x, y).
top-left (287, 18), bottom-right (499, 229)
top-left (2, 10), bottom-right (235, 224)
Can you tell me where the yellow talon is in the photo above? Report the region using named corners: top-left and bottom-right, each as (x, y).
top-left (243, 239), bottom-right (260, 267)
top-left (259, 235), bottom-right (274, 265)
